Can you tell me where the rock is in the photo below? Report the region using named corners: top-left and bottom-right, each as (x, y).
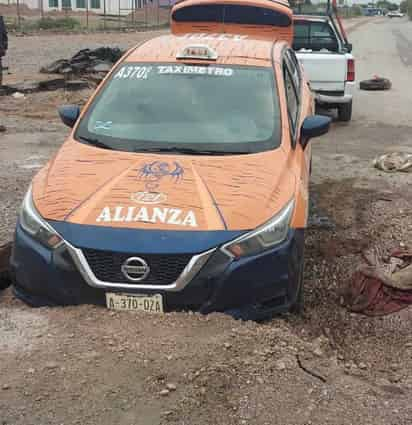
top-left (0, 125), bottom-right (6, 132)
top-left (12, 92), bottom-right (25, 99)
top-left (166, 383), bottom-right (177, 391)
top-left (313, 347), bottom-right (323, 357)
top-left (275, 360), bottom-right (286, 371)
top-left (224, 342), bottom-right (232, 349)
top-left (358, 362), bottom-right (367, 370)
top-left (159, 389), bottom-right (170, 396)
top-left (389, 374), bottom-right (402, 384)
top-left (2, 384), bottom-right (10, 390)
top-left (45, 362), bottom-right (58, 370)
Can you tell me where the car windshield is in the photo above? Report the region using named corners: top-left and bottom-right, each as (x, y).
top-left (75, 63), bottom-right (281, 155)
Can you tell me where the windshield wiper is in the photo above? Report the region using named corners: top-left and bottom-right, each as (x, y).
top-left (135, 147), bottom-right (248, 155)
top-left (78, 136), bottom-right (113, 150)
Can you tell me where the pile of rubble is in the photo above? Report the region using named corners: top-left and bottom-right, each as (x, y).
top-left (40, 47), bottom-right (125, 81)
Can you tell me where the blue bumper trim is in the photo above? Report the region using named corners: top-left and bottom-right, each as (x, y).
top-left (11, 222), bottom-right (305, 320)
top-left (48, 220), bottom-right (245, 254)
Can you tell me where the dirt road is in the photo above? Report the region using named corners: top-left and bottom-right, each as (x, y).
top-left (1, 18), bottom-right (412, 425)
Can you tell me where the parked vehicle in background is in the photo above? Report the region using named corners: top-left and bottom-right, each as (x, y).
top-left (293, 14), bottom-right (355, 122)
top-left (387, 11), bottom-right (404, 17)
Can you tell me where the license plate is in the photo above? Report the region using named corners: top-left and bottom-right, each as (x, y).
top-left (106, 293), bottom-right (163, 313)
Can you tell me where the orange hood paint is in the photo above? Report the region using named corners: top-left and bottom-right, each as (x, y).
top-left (32, 139), bottom-right (296, 232)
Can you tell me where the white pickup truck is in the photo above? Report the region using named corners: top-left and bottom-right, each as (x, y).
top-left (293, 15), bottom-right (355, 122)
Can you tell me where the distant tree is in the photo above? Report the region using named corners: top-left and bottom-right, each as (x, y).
top-left (304, 0), bottom-right (312, 5)
top-left (400, 0), bottom-right (407, 12)
top-left (387, 3), bottom-right (399, 10)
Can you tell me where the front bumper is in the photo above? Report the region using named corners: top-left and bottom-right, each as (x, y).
top-left (10, 222), bottom-right (304, 320)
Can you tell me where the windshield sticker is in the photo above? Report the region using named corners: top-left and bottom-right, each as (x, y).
top-left (139, 161), bottom-right (184, 191)
top-left (131, 191), bottom-right (167, 205)
top-left (113, 65), bottom-right (152, 80)
top-left (96, 206), bottom-right (198, 227)
top-left (157, 65), bottom-right (233, 77)
top-left (178, 33), bottom-right (248, 42)
top-left (94, 121), bottom-right (113, 131)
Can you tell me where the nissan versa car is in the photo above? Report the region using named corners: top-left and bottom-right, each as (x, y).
top-left (10, 0), bottom-right (331, 320)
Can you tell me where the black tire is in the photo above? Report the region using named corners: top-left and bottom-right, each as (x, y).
top-left (0, 242), bottom-right (12, 290)
top-left (338, 101), bottom-right (353, 122)
top-left (290, 245), bottom-right (305, 315)
top-left (0, 271), bottom-right (11, 290)
top-left (359, 78), bottom-right (392, 91)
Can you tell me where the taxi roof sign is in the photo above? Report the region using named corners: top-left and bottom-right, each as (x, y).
top-left (177, 44), bottom-right (218, 60)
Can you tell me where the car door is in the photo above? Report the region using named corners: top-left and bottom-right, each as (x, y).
top-left (282, 49), bottom-right (310, 226)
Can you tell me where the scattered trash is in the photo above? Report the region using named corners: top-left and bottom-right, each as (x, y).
top-left (0, 242), bottom-right (12, 290)
top-left (344, 247), bottom-right (412, 316)
top-left (12, 92), bottom-right (25, 99)
top-left (373, 152), bottom-right (412, 173)
top-left (359, 76), bottom-right (392, 91)
top-left (40, 47), bottom-right (124, 82)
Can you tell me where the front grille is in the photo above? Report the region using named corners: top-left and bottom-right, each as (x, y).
top-left (82, 248), bottom-right (192, 285)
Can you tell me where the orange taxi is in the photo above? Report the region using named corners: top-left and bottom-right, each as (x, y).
top-left (11, 0), bottom-right (331, 319)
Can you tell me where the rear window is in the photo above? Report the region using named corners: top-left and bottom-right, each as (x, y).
top-left (172, 4), bottom-right (292, 27)
top-left (75, 63), bottom-right (281, 155)
top-left (293, 21), bottom-right (339, 52)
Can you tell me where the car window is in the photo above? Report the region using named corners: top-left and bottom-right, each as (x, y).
top-left (293, 21), bottom-right (339, 52)
top-left (75, 64), bottom-right (282, 155)
top-left (283, 63), bottom-right (299, 141)
top-left (172, 4), bottom-right (292, 26)
top-left (285, 49), bottom-right (301, 93)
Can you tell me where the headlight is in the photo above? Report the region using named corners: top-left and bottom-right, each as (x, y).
top-left (221, 199), bottom-right (295, 259)
top-left (20, 186), bottom-right (63, 249)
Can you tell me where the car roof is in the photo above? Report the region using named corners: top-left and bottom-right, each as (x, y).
top-left (125, 34), bottom-right (288, 67)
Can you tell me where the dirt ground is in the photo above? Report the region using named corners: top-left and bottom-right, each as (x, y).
top-left (1, 17), bottom-right (412, 425)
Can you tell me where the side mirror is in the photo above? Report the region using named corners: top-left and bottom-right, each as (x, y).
top-left (345, 43), bottom-right (353, 53)
top-left (58, 105), bottom-right (80, 128)
top-left (300, 115), bottom-right (331, 150)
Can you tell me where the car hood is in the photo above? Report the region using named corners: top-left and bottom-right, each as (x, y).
top-left (32, 139), bottom-right (296, 231)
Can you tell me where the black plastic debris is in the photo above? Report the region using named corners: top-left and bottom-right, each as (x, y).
top-left (40, 47), bottom-right (125, 78)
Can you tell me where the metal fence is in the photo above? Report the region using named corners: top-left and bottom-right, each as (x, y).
top-left (0, 0), bottom-right (172, 32)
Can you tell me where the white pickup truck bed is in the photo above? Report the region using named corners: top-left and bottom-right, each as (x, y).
top-left (293, 15), bottom-right (355, 121)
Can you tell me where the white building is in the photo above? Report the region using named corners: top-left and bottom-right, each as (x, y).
top-left (1, 0), bottom-right (172, 16)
